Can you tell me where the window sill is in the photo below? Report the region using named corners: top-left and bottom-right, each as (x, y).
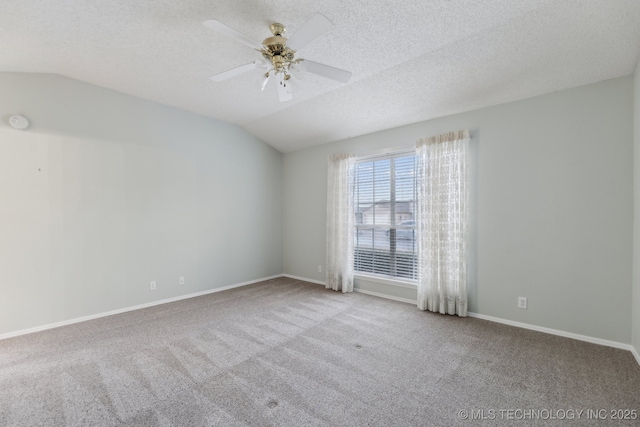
top-left (354, 273), bottom-right (417, 289)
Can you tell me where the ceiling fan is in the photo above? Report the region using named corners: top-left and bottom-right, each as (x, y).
top-left (203, 14), bottom-right (352, 102)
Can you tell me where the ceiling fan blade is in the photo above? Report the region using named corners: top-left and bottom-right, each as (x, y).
top-left (210, 62), bottom-right (256, 82)
top-left (286, 14), bottom-right (333, 51)
top-left (203, 20), bottom-right (263, 51)
top-left (301, 60), bottom-right (352, 83)
top-left (276, 74), bottom-right (293, 102)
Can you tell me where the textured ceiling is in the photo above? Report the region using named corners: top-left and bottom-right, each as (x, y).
top-left (1, 0), bottom-right (640, 152)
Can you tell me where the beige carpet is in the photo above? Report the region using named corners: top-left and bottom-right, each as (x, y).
top-left (1, 277), bottom-right (639, 426)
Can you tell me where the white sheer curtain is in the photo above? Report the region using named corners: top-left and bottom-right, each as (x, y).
top-left (326, 153), bottom-right (356, 293)
top-left (416, 130), bottom-right (470, 316)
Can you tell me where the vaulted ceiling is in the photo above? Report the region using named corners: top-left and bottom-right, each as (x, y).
top-left (2, 0), bottom-right (640, 152)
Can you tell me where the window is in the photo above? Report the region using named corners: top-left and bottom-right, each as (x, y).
top-left (354, 151), bottom-right (417, 281)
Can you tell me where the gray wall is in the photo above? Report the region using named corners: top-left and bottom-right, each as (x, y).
top-left (0, 73), bottom-right (283, 336)
top-left (284, 76), bottom-right (634, 344)
top-left (634, 59), bottom-right (640, 354)
top-left (1, 72), bottom-right (635, 346)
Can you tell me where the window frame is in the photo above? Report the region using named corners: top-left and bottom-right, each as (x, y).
top-left (353, 148), bottom-right (418, 283)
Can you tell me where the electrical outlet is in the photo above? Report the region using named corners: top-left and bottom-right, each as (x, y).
top-left (518, 297), bottom-right (527, 309)
top-left (179, 276), bottom-right (185, 286)
top-left (317, 265), bottom-right (322, 273)
top-left (150, 281), bottom-right (157, 291)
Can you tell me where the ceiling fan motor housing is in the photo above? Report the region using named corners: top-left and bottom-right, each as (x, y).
top-left (262, 31), bottom-right (296, 72)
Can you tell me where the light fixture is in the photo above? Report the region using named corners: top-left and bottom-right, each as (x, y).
top-left (258, 23), bottom-right (303, 94)
top-left (288, 62), bottom-right (306, 80)
top-left (259, 72), bottom-right (271, 91)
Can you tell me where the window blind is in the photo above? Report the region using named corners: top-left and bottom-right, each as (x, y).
top-left (354, 152), bottom-right (417, 281)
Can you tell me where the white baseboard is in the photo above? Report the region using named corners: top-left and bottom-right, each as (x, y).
top-left (283, 274), bottom-right (418, 304)
top-left (632, 346), bottom-right (640, 366)
top-left (0, 274), bottom-right (282, 341)
top-left (353, 288), bottom-right (417, 305)
top-left (282, 273), bottom-right (326, 286)
top-left (467, 312), bottom-right (633, 352)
